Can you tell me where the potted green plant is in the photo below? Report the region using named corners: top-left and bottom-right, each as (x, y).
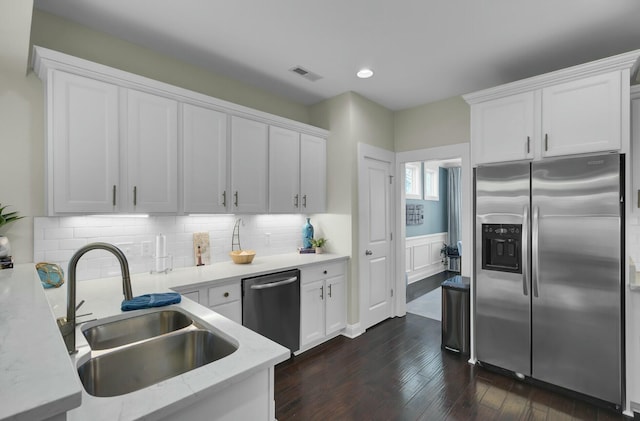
top-left (310, 237), bottom-right (327, 254)
top-left (0, 204), bottom-right (25, 259)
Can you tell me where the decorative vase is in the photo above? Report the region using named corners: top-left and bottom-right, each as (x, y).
top-left (302, 218), bottom-right (314, 249)
top-left (0, 235), bottom-right (10, 258)
top-left (315, 247), bottom-right (324, 254)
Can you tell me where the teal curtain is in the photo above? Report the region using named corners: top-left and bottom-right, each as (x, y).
top-left (447, 167), bottom-right (462, 253)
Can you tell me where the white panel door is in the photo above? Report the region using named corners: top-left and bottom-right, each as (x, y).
top-left (125, 89), bottom-right (178, 213)
top-left (300, 279), bottom-right (325, 347)
top-left (325, 274), bottom-right (346, 335)
top-left (542, 71), bottom-right (621, 157)
top-left (51, 71), bottom-right (119, 213)
top-left (300, 134), bottom-right (327, 213)
top-left (361, 157), bottom-right (392, 329)
top-left (269, 126), bottom-right (300, 213)
top-left (182, 104), bottom-right (228, 213)
top-left (471, 91), bottom-right (535, 165)
top-left (230, 116), bottom-right (268, 213)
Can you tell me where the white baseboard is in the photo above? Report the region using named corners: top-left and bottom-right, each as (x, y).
top-left (342, 322), bottom-right (364, 339)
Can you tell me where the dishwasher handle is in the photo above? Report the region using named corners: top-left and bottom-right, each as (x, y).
top-left (250, 276), bottom-right (298, 290)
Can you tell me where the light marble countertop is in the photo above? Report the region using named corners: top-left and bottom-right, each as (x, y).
top-left (2, 252), bottom-right (348, 421)
top-left (0, 264), bottom-right (81, 421)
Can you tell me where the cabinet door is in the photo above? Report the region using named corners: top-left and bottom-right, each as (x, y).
top-left (325, 274), bottom-right (346, 335)
top-left (300, 134), bottom-right (327, 213)
top-left (300, 279), bottom-right (325, 347)
top-left (230, 116), bottom-right (268, 213)
top-left (471, 92), bottom-right (535, 165)
top-left (183, 104), bottom-right (228, 213)
top-left (542, 71), bottom-right (621, 157)
top-left (269, 126), bottom-right (300, 213)
top-left (126, 89), bottom-right (178, 213)
top-left (210, 301), bottom-right (242, 324)
top-left (51, 71), bottom-right (119, 213)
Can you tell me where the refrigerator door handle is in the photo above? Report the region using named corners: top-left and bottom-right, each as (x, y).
top-left (522, 206), bottom-right (529, 296)
top-left (532, 206), bottom-right (540, 298)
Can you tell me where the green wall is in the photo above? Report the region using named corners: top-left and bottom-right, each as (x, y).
top-left (394, 96), bottom-right (470, 152)
top-left (30, 10), bottom-right (310, 124)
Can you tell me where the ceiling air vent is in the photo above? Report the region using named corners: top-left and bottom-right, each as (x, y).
top-left (289, 65), bottom-right (322, 82)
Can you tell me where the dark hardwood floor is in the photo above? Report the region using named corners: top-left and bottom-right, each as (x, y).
top-left (275, 314), bottom-right (627, 421)
top-left (406, 270), bottom-right (458, 302)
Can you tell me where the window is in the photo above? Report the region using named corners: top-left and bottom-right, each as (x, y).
top-left (405, 162), bottom-right (422, 199)
top-left (424, 162), bottom-right (439, 201)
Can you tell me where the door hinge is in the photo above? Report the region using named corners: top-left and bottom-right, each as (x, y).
top-left (390, 289), bottom-right (394, 297)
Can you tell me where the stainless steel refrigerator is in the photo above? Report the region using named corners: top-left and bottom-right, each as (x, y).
top-left (475, 152), bottom-right (623, 407)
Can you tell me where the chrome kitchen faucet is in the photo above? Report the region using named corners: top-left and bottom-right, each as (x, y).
top-left (57, 242), bottom-right (133, 354)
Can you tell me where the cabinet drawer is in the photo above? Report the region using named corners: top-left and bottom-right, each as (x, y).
top-left (301, 261), bottom-right (346, 284)
top-left (208, 282), bottom-right (241, 307)
top-left (210, 301), bottom-right (242, 324)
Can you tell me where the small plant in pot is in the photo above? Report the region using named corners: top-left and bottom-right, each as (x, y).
top-left (0, 204), bottom-right (25, 259)
top-left (310, 237), bottom-right (327, 254)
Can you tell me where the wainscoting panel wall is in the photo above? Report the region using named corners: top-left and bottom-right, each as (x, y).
top-left (405, 232), bottom-right (447, 284)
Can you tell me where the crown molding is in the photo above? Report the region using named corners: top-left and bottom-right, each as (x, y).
top-left (463, 49), bottom-right (640, 105)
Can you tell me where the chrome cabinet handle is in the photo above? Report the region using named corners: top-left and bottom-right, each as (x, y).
top-left (544, 134), bottom-right (549, 152)
top-left (328, 283), bottom-right (332, 298)
top-left (112, 185), bottom-right (116, 206)
top-left (532, 206), bottom-right (540, 298)
top-left (320, 285), bottom-right (324, 300)
top-left (522, 206), bottom-right (529, 296)
top-left (294, 194), bottom-right (299, 208)
top-left (526, 136), bottom-right (531, 154)
top-left (133, 186), bottom-right (137, 206)
top-left (303, 194), bottom-right (307, 208)
top-left (234, 191), bottom-right (238, 207)
top-left (365, 250), bottom-right (373, 256)
top-left (222, 191), bottom-right (226, 207)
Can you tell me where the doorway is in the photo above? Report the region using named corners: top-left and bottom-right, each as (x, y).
top-left (393, 143), bottom-right (473, 358)
top-left (404, 158), bottom-right (462, 321)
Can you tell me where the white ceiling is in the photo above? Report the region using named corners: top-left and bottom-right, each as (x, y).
top-left (33, 0), bottom-right (640, 111)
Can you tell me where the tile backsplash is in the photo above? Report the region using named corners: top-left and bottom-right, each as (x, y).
top-left (34, 214), bottom-right (309, 281)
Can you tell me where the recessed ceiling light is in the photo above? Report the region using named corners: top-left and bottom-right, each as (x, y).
top-left (357, 68), bottom-right (374, 79)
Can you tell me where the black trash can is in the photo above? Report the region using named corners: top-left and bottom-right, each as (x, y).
top-left (441, 275), bottom-right (470, 355)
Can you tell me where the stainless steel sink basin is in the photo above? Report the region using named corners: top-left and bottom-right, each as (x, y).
top-left (78, 329), bottom-right (238, 397)
top-left (82, 309), bottom-right (193, 350)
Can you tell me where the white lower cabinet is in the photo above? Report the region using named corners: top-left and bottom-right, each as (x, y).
top-left (299, 261), bottom-right (347, 351)
top-left (174, 279), bottom-right (241, 325)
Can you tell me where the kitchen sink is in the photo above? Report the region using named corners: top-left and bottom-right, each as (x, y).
top-left (82, 309), bottom-right (193, 350)
top-left (78, 329), bottom-right (238, 397)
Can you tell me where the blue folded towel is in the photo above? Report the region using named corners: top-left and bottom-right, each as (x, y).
top-left (121, 292), bottom-right (182, 311)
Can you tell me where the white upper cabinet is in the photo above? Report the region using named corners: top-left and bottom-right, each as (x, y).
top-left (300, 134), bottom-right (327, 213)
top-left (182, 104), bottom-right (228, 213)
top-left (125, 89), bottom-right (178, 213)
top-left (464, 50), bottom-right (640, 166)
top-left (471, 92), bottom-right (535, 165)
top-left (34, 46), bottom-right (328, 215)
top-left (269, 126), bottom-right (300, 213)
top-left (230, 116), bottom-right (268, 213)
top-left (269, 129), bottom-right (327, 214)
top-left (49, 71), bottom-right (120, 214)
top-left (541, 72), bottom-right (621, 158)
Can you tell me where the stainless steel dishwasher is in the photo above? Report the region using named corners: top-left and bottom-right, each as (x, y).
top-left (242, 269), bottom-right (300, 353)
